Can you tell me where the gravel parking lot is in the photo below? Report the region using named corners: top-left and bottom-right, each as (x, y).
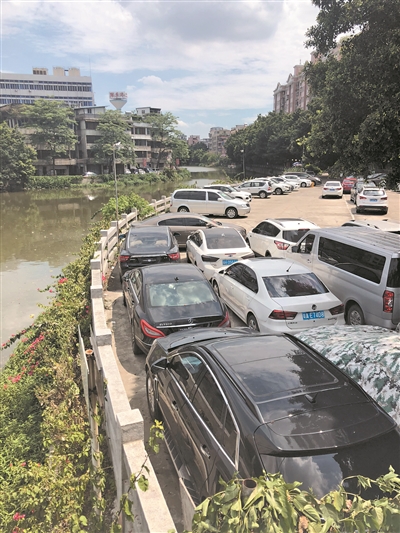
top-left (104, 184), bottom-right (399, 530)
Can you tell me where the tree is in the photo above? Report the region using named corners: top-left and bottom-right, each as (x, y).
top-left (91, 110), bottom-right (135, 174)
top-left (22, 100), bottom-right (77, 176)
top-left (0, 122), bottom-right (36, 191)
top-left (305, 0), bottom-right (400, 181)
top-left (145, 112), bottom-right (188, 168)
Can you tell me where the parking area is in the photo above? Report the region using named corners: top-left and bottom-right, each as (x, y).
top-left (104, 184), bottom-right (399, 531)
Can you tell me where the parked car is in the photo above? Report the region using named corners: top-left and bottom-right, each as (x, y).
top-left (267, 178), bottom-right (291, 195)
top-left (145, 328), bottom-right (399, 504)
top-left (342, 219), bottom-right (400, 234)
top-left (367, 173), bottom-right (387, 188)
top-left (269, 176), bottom-right (298, 191)
top-left (355, 187), bottom-right (388, 214)
top-left (341, 176), bottom-right (358, 194)
top-left (118, 226), bottom-right (180, 278)
top-left (134, 212), bottom-right (247, 248)
top-left (350, 180), bottom-right (377, 202)
top-left (236, 179), bottom-right (272, 198)
top-left (286, 171), bottom-right (321, 185)
top-left (83, 171), bottom-right (97, 177)
top-left (170, 189), bottom-right (250, 219)
top-left (322, 180), bottom-right (344, 198)
top-left (282, 174), bottom-right (312, 187)
top-left (122, 263), bottom-right (230, 354)
top-left (246, 218), bottom-right (319, 257)
top-left (186, 227), bottom-right (254, 280)
top-left (212, 257), bottom-right (344, 332)
top-left (203, 184), bottom-right (251, 203)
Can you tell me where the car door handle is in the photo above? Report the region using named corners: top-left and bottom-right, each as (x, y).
top-left (201, 445), bottom-right (211, 459)
top-left (171, 400), bottom-right (179, 412)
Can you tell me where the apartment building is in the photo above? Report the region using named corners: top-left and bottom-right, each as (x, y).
top-left (0, 67), bottom-right (94, 108)
top-left (209, 127), bottom-right (231, 156)
top-left (273, 64), bottom-right (310, 114)
top-left (187, 135), bottom-right (200, 146)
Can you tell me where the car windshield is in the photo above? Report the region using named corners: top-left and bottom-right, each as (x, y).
top-left (363, 189), bottom-right (385, 196)
top-left (281, 229), bottom-right (310, 242)
top-left (263, 272), bottom-right (328, 297)
top-left (205, 231), bottom-right (246, 249)
top-left (147, 280), bottom-right (216, 307)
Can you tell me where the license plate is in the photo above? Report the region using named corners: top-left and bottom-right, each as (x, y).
top-left (329, 188), bottom-right (335, 191)
top-left (222, 259), bottom-right (238, 265)
top-left (302, 311), bottom-right (325, 320)
top-left (370, 199), bottom-right (378, 202)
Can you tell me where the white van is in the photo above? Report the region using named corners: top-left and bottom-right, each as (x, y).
top-left (286, 227), bottom-right (400, 329)
top-left (170, 189), bottom-right (251, 219)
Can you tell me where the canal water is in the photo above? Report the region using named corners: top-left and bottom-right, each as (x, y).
top-left (0, 167), bottom-right (227, 367)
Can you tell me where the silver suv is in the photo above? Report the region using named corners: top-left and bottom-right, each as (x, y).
top-left (237, 179), bottom-right (272, 199)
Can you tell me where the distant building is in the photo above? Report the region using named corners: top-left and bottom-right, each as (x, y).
top-left (209, 127), bottom-right (231, 156)
top-left (135, 106), bottom-right (161, 116)
top-left (230, 124), bottom-right (247, 134)
top-left (0, 67), bottom-right (94, 107)
top-left (187, 135), bottom-right (200, 146)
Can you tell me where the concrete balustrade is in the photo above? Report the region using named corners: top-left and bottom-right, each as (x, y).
top-left (88, 199), bottom-right (177, 532)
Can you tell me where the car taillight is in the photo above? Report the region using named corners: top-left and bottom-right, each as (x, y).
top-left (218, 311), bottom-right (231, 327)
top-left (140, 319), bottom-right (166, 339)
top-left (329, 304), bottom-right (344, 316)
top-left (168, 252), bottom-right (180, 260)
top-left (274, 241), bottom-right (290, 250)
top-left (359, 195), bottom-right (367, 199)
top-left (119, 255), bottom-right (130, 262)
top-left (383, 290), bottom-right (394, 313)
top-left (382, 196), bottom-right (387, 200)
top-left (201, 255), bottom-right (220, 262)
top-left (269, 310), bottom-right (298, 320)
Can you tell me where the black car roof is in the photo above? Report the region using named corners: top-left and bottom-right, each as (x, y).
top-left (140, 263), bottom-right (206, 284)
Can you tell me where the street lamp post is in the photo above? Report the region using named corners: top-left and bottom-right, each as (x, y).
top-left (240, 149), bottom-right (246, 180)
top-left (113, 142), bottom-right (121, 235)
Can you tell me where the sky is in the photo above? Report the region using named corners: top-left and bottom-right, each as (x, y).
top-left (1, 0), bottom-right (319, 139)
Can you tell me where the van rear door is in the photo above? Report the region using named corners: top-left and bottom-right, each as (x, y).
top-left (387, 257), bottom-right (400, 326)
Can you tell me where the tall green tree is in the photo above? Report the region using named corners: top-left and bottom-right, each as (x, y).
top-left (305, 0), bottom-right (400, 181)
top-left (92, 110), bottom-right (135, 173)
top-left (0, 122), bottom-right (36, 191)
top-left (145, 112), bottom-right (188, 168)
top-left (22, 100), bottom-right (77, 176)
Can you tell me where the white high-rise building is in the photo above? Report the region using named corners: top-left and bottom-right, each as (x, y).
top-left (0, 67), bottom-right (94, 107)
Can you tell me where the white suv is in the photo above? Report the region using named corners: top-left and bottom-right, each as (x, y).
top-left (246, 218), bottom-right (319, 257)
top-left (236, 179), bottom-right (272, 199)
top-left (282, 174), bottom-right (312, 188)
top-left (170, 189), bottom-right (251, 219)
top-left (204, 184), bottom-right (251, 202)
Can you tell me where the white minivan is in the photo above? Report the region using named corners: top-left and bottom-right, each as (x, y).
top-left (286, 227), bottom-right (400, 329)
top-left (170, 189), bottom-right (251, 219)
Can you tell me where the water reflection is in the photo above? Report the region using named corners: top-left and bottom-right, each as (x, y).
top-left (0, 168), bottom-right (227, 367)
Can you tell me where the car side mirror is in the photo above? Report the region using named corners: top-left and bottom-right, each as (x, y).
top-left (119, 233), bottom-right (126, 240)
top-left (218, 198), bottom-right (223, 201)
top-left (291, 245), bottom-right (298, 253)
top-left (151, 357), bottom-right (168, 374)
top-left (173, 232), bottom-right (180, 236)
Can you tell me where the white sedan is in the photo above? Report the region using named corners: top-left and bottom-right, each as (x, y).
top-left (322, 181), bottom-right (344, 198)
top-left (211, 257), bottom-right (345, 333)
top-left (186, 227), bottom-right (254, 280)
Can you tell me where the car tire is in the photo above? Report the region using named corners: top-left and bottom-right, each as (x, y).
top-left (225, 207), bottom-right (238, 219)
top-left (265, 251), bottom-right (271, 257)
top-left (274, 188), bottom-right (283, 195)
top-left (247, 313), bottom-right (259, 331)
top-left (382, 208), bottom-right (388, 214)
top-left (123, 293), bottom-right (127, 307)
top-left (213, 281), bottom-right (220, 296)
top-left (178, 206), bottom-right (189, 213)
top-left (356, 205), bottom-right (361, 213)
top-left (322, 195), bottom-right (325, 199)
top-left (132, 323), bottom-right (143, 355)
top-left (186, 253), bottom-right (191, 263)
top-left (347, 303), bottom-right (365, 326)
top-left (146, 372), bottom-right (161, 421)
top-left (301, 182), bottom-right (307, 188)
top-left (259, 190), bottom-right (267, 199)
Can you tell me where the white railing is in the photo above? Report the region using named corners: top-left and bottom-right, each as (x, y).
top-left (88, 197), bottom-right (177, 532)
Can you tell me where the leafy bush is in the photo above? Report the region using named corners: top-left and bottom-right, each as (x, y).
top-left (100, 192), bottom-right (155, 220)
top-left (26, 175), bottom-right (82, 189)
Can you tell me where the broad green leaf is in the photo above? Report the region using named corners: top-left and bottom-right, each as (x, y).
top-left (137, 474), bottom-right (149, 492)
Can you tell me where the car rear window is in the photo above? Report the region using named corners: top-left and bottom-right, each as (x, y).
top-left (387, 258), bottom-right (400, 287)
top-left (128, 232), bottom-right (168, 250)
top-left (282, 229), bottom-right (310, 242)
top-left (263, 273), bottom-right (328, 297)
top-left (363, 189), bottom-right (385, 196)
top-left (205, 231), bottom-right (245, 249)
top-left (147, 280), bottom-right (216, 307)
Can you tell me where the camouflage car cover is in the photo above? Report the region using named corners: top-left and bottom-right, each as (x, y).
top-left (295, 325), bottom-right (400, 426)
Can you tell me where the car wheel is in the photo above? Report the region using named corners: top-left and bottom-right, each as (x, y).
top-left (178, 206), bottom-right (189, 213)
top-left (225, 207), bottom-right (238, 219)
top-left (259, 190), bottom-right (267, 199)
top-left (356, 205), bottom-right (361, 213)
top-left (247, 313), bottom-right (259, 331)
top-left (301, 182), bottom-right (307, 188)
top-left (347, 303), bottom-right (365, 326)
top-left (213, 281), bottom-right (220, 296)
top-left (186, 252), bottom-right (191, 263)
top-left (265, 251), bottom-right (271, 257)
top-left (123, 292), bottom-right (127, 307)
top-left (146, 372), bottom-right (161, 421)
top-left (274, 188), bottom-right (283, 195)
top-left (322, 195), bottom-right (325, 199)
